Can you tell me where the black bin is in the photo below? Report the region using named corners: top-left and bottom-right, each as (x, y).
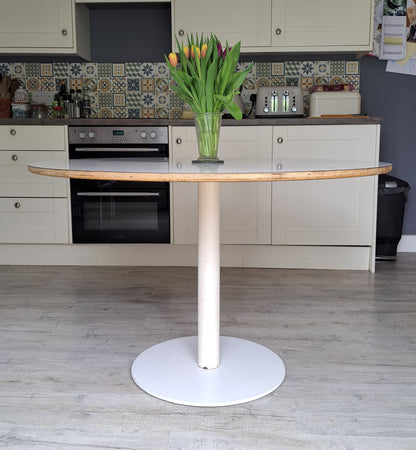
top-left (376, 174), bottom-right (410, 260)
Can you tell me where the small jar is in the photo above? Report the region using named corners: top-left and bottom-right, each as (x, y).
top-left (14, 85), bottom-right (30, 103)
top-left (31, 103), bottom-right (46, 119)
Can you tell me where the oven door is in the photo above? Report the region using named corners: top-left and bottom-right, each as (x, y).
top-left (71, 179), bottom-right (170, 244)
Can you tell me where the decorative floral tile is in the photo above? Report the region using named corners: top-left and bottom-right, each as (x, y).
top-left (69, 63), bottom-right (82, 77)
top-left (142, 78), bottom-right (154, 92)
top-left (330, 61), bottom-right (345, 76)
top-left (256, 78), bottom-right (270, 88)
top-left (330, 76), bottom-right (344, 85)
top-left (40, 64), bottom-right (53, 77)
top-left (301, 77), bottom-right (314, 91)
top-left (141, 93), bottom-right (155, 107)
top-left (98, 78), bottom-right (112, 93)
top-left (256, 62), bottom-right (271, 78)
top-left (111, 78), bottom-right (126, 93)
top-left (84, 78), bottom-right (98, 93)
top-left (128, 108), bottom-right (141, 118)
top-left (155, 77), bottom-right (169, 93)
top-left (300, 61), bottom-right (315, 77)
top-left (26, 78), bottom-right (40, 91)
top-left (154, 92), bottom-right (168, 108)
top-left (40, 77), bottom-right (55, 91)
top-left (346, 61), bottom-right (359, 75)
top-left (98, 107), bottom-right (112, 118)
top-left (98, 63), bottom-right (112, 78)
top-left (315, 61), bottom-right (330, 76)
top-left (98, 93), bottom-right (112, 108)
top-left (142, 107), bottom-right (155, 118)
top-left (155, 107), bottom-right (170, 119)
top-left (0, 63), bottom-right (11, 76)
top-left (113, 107), bottom-right (127, 118)
top-left (126, 92), bottom-right (141, 108)
top-left (141, 63), bottom-right (155, 77)
top-left (112, 63), bottom-right (125, 77)
top-left (126, 63), bottom-right (141, 77)
top-left (170, 91), bottom-right (183, 108)
top-left (113, 93), bottom-right (126, 107)
top-left (285, 77), bottom-right (299, 86)
top-left (284, 61), bottom-right (300, 77)
top-left (272, 63), bottom-right (284, 76)
top-left (69, 78), bottom-right (83, 91)
top-left (53, 63), bottom-right (68, 78)
top-left (170, 108), bottom-right (182, 119)
top-left (127, 78), bottom-right (141, 91)
top-left (83, 63), bottom-right (97, 77)
top-left (313, 76), bottom-right (330, 86)
top-left (155, 63), bottom-right (169, 78)
top-left (271, 76), bottom-right (286, 86)
top-left (10, 63), bottom-right (25, 77)
top-left (345, 75), bottom-right (359, 89)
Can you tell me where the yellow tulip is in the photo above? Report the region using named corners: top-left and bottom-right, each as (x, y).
top-left (191, 45), bottom-right (200, 59)
top-left (168, 52), bottom-right (178, 67)
top-left (201, 43), bottom-right (208, 58)
top-left (183, 46), bottom-right (190, 58)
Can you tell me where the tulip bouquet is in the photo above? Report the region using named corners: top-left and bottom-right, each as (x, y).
top-left (165, 34), bottom-right (252, 162)
top-left (166, 34), bottom-right (252, 120)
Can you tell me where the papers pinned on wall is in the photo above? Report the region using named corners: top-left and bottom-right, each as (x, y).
top-left (379, 16), bottom-right (407, 60)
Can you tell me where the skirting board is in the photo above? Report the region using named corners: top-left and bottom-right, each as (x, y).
top-left (397, 235), bottom-right (416, 252)
top-left (0, 244), bottom-right (373, 271)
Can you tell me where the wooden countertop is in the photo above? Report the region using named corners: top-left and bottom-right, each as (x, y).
top-left (1, 116), bottom-right (382, 127)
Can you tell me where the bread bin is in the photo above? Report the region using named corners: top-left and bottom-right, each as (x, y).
top-left (309, 91), bottom-right (361, 117)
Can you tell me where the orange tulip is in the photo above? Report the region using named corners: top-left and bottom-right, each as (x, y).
top-left (191, 45), bottom-right (200, 59)
top-left (201, 43), bottom-right (208, 58)
top-left (168, 52), bottom-right (178, 67)
top-left (183, 46), bottom-right (190, 58)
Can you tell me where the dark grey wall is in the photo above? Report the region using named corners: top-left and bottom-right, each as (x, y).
top-left (89, 3), bottom-right (171, 62)
top-left (360, 56), bottom-right (415, 234)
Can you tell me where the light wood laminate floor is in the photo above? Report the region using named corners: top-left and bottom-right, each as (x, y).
top-left (1, 256), bottom-right (415, 449)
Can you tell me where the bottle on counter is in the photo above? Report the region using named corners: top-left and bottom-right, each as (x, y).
top-left (82, 87), bottom-right (91, 118)
top-left (74, 89), bottom-right (82, 118)
top-left (57, 80), bottom-right (68, 109)
top-left (68, 89), bottom-right (75, 118)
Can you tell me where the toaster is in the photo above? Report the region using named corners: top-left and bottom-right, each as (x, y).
top-left (256, 87), bottom-right (304, 118)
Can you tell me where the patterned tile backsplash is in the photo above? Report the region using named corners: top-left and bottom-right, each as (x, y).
top-left (0, 60), bottom-right (359, 118)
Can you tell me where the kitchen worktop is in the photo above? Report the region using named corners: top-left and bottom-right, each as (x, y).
top-left (0, 117), bottom-right (382, 127)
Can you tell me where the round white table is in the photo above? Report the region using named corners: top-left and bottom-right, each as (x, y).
top-left (29, 157), bottom-right (392, 407)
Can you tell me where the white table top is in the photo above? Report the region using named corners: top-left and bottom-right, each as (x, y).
top-left (28, 158), bottom-right (392, 182)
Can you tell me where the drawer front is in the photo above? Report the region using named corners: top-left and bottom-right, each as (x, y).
top-left (0, 125), bottom-right (66, 150)
top-left (0, 198), bottom-right (69, 243)
top-left (0, 150), bottom-right (67, 197)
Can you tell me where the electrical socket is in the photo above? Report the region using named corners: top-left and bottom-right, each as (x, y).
top-left (31, 91), bottom-right (55, 105)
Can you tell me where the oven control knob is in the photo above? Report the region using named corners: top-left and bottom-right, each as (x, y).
top-left (263, 107), bottom-right (269, 113)
top-left (79, 131), bottom-right (86, 139)
top-left (88, 131), bottom-right (96, 139)
top-left (140, 131), bottom-right (147, 139)
top-left (291, 106), bottom-right (297, 113)
top-left (150, 131), bottom-right (156, 139)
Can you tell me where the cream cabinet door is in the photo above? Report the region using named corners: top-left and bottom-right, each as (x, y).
top-left (0, 0), bottom-right (73, 48)
top-left (271, 0), bottom-right (374, 51)
top-left (172, 0), bottom-right (271, 50)
top-left (272, 125), bottom-right (379, 246)
top-left (171, 126), bottom-right (272, 245)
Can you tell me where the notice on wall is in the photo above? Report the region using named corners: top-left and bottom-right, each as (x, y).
top-left (379, 16), bottom-right (407, 59)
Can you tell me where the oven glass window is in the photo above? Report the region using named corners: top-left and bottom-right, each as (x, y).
top-left (83, 199), bottom-right (159, 231)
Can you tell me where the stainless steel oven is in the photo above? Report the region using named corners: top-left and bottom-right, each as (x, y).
top-left (68, 126), bottom-right (170, 244)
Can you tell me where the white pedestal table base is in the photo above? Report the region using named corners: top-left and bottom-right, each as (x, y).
top-left (131, 336), bottom-right (286, 407)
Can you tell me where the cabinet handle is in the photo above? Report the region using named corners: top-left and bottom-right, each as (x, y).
top-left (14, 202), bottom-right (21, 209)
top-left (11, 154), bottom-right (18, 161)
top-left (176, 138), bottom-right (182, 144)
top-left (9, 128), bottom-right (16, 136)
top-left (176, 161), bottom-right (182, 169)
top-left (277, 137), bottom-right (284, 144)
top-left (275, 28), bottom-right (282, 35)
top-left (178, 29), bottom-right (185, 36)
top-left (61, 29), bottom-right (68, 36)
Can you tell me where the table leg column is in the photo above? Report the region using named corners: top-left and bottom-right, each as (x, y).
top-left (198, 181), bottom-right (220, 369)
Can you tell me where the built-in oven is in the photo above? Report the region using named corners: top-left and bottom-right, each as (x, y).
top-left (68, 126), bottom-right (170, 244)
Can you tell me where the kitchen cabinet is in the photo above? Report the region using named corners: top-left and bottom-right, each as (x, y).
top-left (271, 125), bottom-right (379, 246)
top-left (0, 0), bottom-right (90, 59)
top-left (171, 126), bottom-right (272, 245)
top-left (0, 126), bottom-right (70, 244)
top-left (172, 0), bottom-right (374, 53)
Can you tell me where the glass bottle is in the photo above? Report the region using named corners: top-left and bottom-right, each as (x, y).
top-left (82, 87), bottom-right (91, 118)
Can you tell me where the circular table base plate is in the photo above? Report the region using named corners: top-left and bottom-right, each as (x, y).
top-left (131, 336), bottom-right (285, 407)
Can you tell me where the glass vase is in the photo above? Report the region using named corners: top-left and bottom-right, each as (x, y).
top-left (193, 112), bottom-right (223, 164)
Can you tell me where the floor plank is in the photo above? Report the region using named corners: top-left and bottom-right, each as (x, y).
top-left (0, 255), bottom-right (415, 449)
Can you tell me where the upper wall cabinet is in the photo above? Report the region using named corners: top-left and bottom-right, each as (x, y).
top-left (172, 0), bottom-right (374, 53)
top-left (0, 0), bottom-right (90, 59)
